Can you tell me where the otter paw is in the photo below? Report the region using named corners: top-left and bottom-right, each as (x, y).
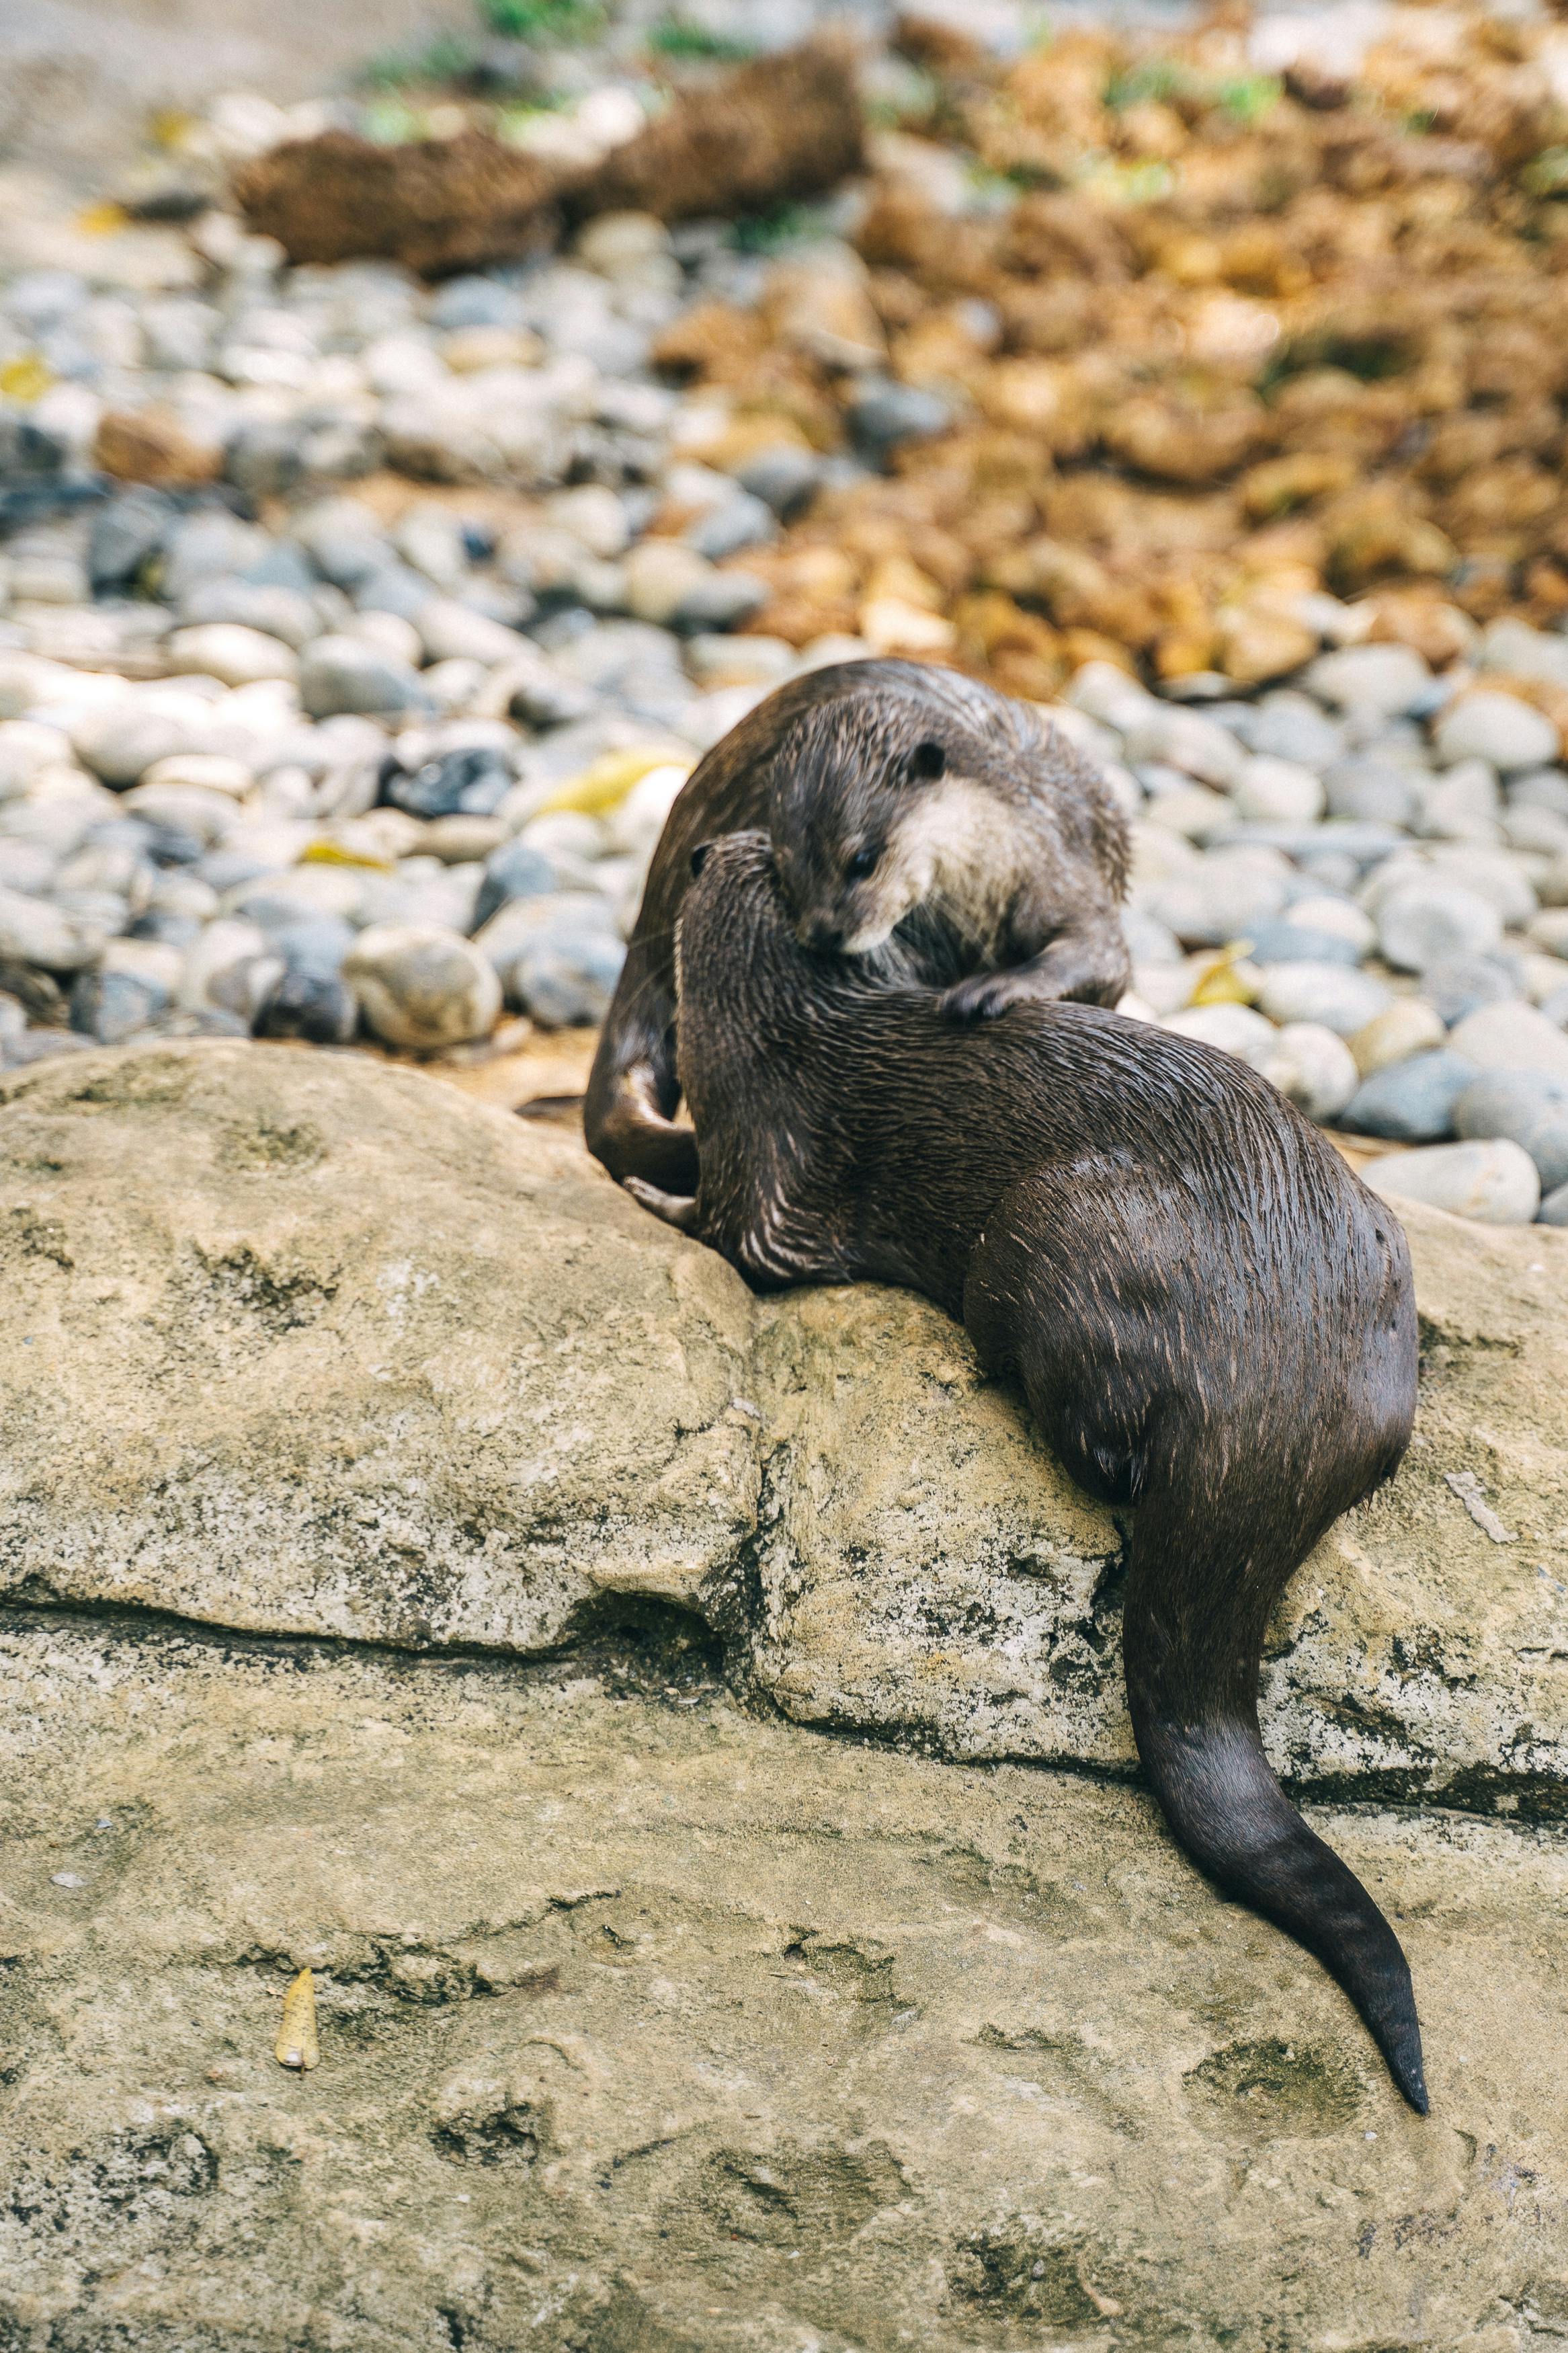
top-left (624, 1176), bottom-right (700, 1233)
top-left (940, 973), bottom-right (1029, 1023)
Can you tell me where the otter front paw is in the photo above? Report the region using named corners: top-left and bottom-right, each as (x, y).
top-left (624, 1176), bottom-right (701, 1233)
top-left (940, 971), bottom-right (1035, 1023)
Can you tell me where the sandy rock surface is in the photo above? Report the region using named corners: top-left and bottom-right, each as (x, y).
top-left (2, 1037), bottom-right (1567, 2346)
top-left (1, 1037), bottom-right (1564, 1819)
top-left (0, 1617), bottom-right (1563, 2350)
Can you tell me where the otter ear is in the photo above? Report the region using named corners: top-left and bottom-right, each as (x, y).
top-left (690, 842), bottom-right (712, 877)
top-left (907, 740), bottom-right (947, 782)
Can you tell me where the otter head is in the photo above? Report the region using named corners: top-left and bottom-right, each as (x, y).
top-left (770, 725), bottom-right (951, 955)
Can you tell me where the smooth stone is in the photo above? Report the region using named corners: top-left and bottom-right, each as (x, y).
top-left (1413, 760), bottom-right (1501, 842)
top-left (176, 916), bottom-right (274, 1015)
top-left (380, 746), bottom-right (513, 822)
top-left (1254, 961), bottom-right (1392, 1037)
top-left (0, 883), bottom-right (103, 971)
top-left (1246, 692), bottom-right (1346, 767)
top-left (847, 379), bottom-right (952, 454)
top-left (1322, 758), bottom-right (1420, 829)
top-left (1528, 907), bottom-right (1568, 959)
top-left (1435, 691), bottom-right (1559, 775)
top-left (343, 924), bottom-right (501, 1051)
top-left (414, 599), bottom-right (523, 668)
top-left (87, 487), bottom-right (173, 594)
top-left (1159, 1002), bottom-right (1278, 1070)
top-left (1510, 768), bottom-right (1568, 820)
top-left (1415, 845), bottom-right (1538, 927)
top-left (1421, 953), bottom-right (1522, 1027)
top-left (1342, 1050), bottom-right (1481, 1143)
top-left (685, 491), bottom-right (776, 562)
top-left (1145, 850), bottom-right (1289, 946)
top-left (68, 705), bottom-right (190, 789)
top-left (1284, 893), bottom-right (1376, 956)
top-left (299, 638), bottom-right (433, 722)
top-left (1304, 645), bottom-right (1431, 717)
top-left (1377, 881), bottom-right (1504, 973)
top-left (508, 932), bottom-right (626, 1027)
top-left (176, 579), bottom-right (321, 650)
top-left (671, 569), bottom-right (769, 636)
top-left (254, 918), bottom-right (359, 1043)
top-left (1454, 1071), bottom-right (1568, 1193)
top-left (1540, 1179), bottom-right (1568, 1224)
top-left (163, 623), bottom-right (298, 689)
top-left (1122, 707), bottom-right (1245, 790)
top-left (419, 814), bottom-right (507, 867)
top-left (139, 752), bottom-right (253, 800)
top-left (622, 543), bottom-right (714, 629)
top-left (1354, 1007), bottom-right (1448, 1087)
top-left (1243, 919), bottom-right (1362, 968)
top-left (1448, 998), bottom-right (1568, 1080)
top-left (735, 443), bottom-right (823, 518)
top-left (472, 838), bottom-right (561, 931)
top-left (1231, 755), bottom-right (1323, 826)
top-left (68, 939), bottom-right (181, 1043)
top-left (1257, 1021), bottom-right (1358, 1123)
top-left (341, 610), bottom-right (425, 670)
top-left (1363, 1138), bottom-right (1541, 1225)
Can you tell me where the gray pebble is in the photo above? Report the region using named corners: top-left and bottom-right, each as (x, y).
top-left (1243, 918), bottom-right (1363, 969)
top-left (1253, 961), bottom-right (1391, 1035)
top-left (736, 444), bottom-right (823, 518)
top-left (1377, 881), bottom-right (1503, 973)
top-left (473, 838), bottom-right (560, 931)
top-left (1342, 1049), bottom-right (1480, 1142)
top-left (1421, 953), bottom-right (1522, 1027)
top-left (300, 637), bottom-right (433, 722)
top-left (1322, 758), bottom-right (1419, 829)
top-left (848, 380), bottom-right (953, 456)
top-left (1539, 1179), bottom-right (1568, 1225)
top-left (1454, 1069), bottom-right (1568, 1192)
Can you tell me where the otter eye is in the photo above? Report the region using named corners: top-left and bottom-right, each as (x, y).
top-left (908, 740), bottom-right (947, 781)
top-left (845, 844), bottom-right (880, 883)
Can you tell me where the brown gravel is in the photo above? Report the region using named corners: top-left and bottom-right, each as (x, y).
top-left (658, 7), bottom-right (1568, 692)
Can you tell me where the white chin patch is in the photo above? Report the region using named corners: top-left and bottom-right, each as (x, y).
top-left (840, 919), bottom-right (895, 954)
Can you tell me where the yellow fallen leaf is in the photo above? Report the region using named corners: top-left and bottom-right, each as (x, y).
top-left (75, 202), bottom-right (129, 237)
top-left (298, 840), bottom-right (395, 872)
top-left (274, 1967), bottom-right (319, 2071)
top-left (0, 354), bottom-right (52, 405)
top-left (1188, 943), bottom-right (1258, 1007)
top-left (150, 108), bottom-right (198, 151)
top-left (538, 748), bottom-right (688, 817)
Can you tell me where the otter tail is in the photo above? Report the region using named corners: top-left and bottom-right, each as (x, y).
top-left (1122, 1491), bottom-right (1428, 2114)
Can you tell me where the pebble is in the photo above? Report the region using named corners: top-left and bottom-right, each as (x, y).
top-left (1454, 1070), bottom-right (1568, 1191)
top-left (1377, 881), bottom-right (1503, 973)
top-left (343, 924), bottom-right (501, 1050)
top-left (1257, 1022), bottom-right (1359, 1123)
top-left (1304, 645), bottom-right (1432, 717)
top-left (1254, 961), bottom-right (1392, 1036)
top-left (1540, 1181), bottom-right (1568, 1226)
top-left (1447, 998), bottom-right (1568, 1079)
top-left (165, 623), bottom-right (299, 688)
top-left (1421, 952), bottom-right (1521, 1026)
top-left (1232, 756), bottom-right (1325, 826)
top-left (1160, 1002), bottom-right (1278, 1070)
top-left (69, 705), bottom-right (190, 788)
top-left (1342, 1050), bottom-right (1480, 1143)
top-left (1434, 691), bottom-right (1559, 775)
top-left (1349, 996), bottom-right (1448, 1080)
top-left (0, 883), bottom-right (104, 970)
top-left (299, 638), bottom-right (432, 721)
top-left (1362, 1138), bottom-right (1542, 1225)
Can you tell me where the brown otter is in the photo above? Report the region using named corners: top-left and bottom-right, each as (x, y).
top-left (632, 829), bottom-right (1427, 2112)
top-left (584, 660), bottom-right (1131, 1197)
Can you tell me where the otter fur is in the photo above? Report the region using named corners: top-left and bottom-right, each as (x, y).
top-left (584, 660), bottom-right (1131, 1197)
top-left (636, 829), bottom-right (1427, 2112)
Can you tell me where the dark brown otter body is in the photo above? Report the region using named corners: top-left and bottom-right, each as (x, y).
top-left (584, 659), bottom-right (1131, 1196)
top-left (640, 830), bottom-right (1426, 2112)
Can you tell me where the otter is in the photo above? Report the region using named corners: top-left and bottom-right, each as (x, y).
top-left (584, 660), bottom-right (1132, 1197)
top-left (631, 830), bottom-right (1426, 2112)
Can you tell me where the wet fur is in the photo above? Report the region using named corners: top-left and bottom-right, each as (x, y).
top-left (584, 660), bottom-right (1131, 1194)
top-left (660, 830), bottom-right (1427, 2113)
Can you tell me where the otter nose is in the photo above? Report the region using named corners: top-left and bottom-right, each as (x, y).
top-left (803, 917), bottom-right (841, 951)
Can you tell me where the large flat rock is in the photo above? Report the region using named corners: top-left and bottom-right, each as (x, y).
top-left (1, 1037), bottom-right (1565, 1821)
top-left (0, 1613), bottom-right (1563, 2352)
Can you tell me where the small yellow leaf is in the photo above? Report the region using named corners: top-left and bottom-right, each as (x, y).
top-left (298, 840), bottom-right (395, 872)
top-left (149, 108), bottom-right (198, 151)
top-left (539, 748), bottom-right (690, 816)
top-left (1188, 942), bottom-right (1258, 1006)
top-left (274, 1967), bottom-right (319, 2071)
top-left (0, 354), bottom-right (53, 405)
top-left (75, 202), bottom-right (129, 237)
